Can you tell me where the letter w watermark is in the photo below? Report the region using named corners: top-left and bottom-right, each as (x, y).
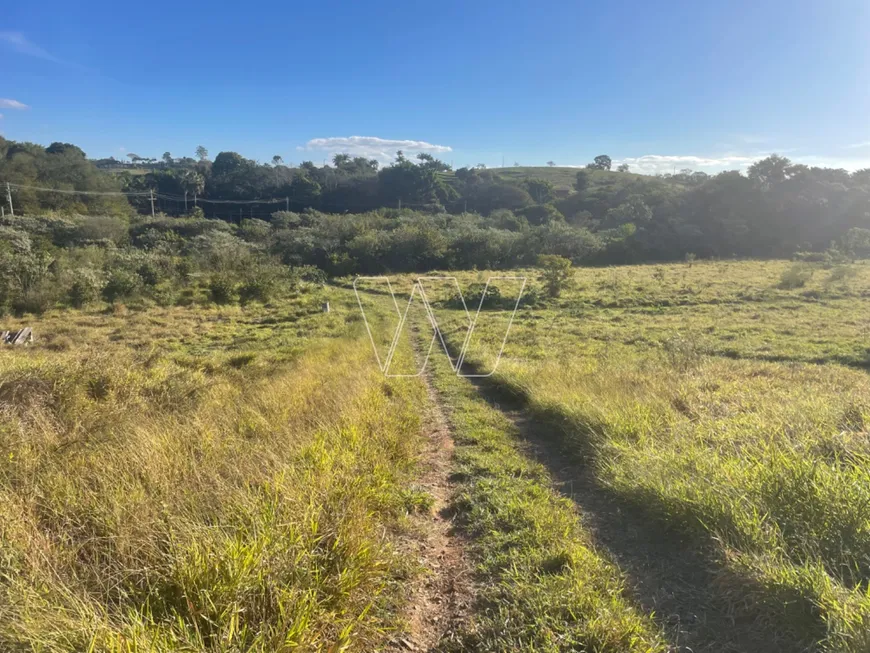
top-left (353, 276), bottom-right (526, 378)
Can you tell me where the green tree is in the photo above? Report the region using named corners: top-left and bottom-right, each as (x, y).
top-left (747, 154), bottom-right (792, 189)
top-left (46, 142), bottom-right (86, 158)
top-left (573, 170), bottom-right (590, 193)
top-left (196, 145), bottom-right (209, 162)
top-left (589, 155), bottom-right (612, 171)
top-left (525, 178), bottom-right (554, 203)
top-left (538, 254), bottom-right (574, 297)
top-left (617, 163), bottom-right (630, 173)
top-left (162, 152), bottom-right (173, 166)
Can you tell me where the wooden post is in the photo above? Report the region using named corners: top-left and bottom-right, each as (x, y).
top-left (5, 182), bottom-right (13, 217)
top-left (184, 191), bottom-right (188, 213)
top-left (321, 302), bottom-right (330, 313)
top-left (286, 197), bottom-right (289, 211)
top-left (149, 189), bottom-right (155, 217)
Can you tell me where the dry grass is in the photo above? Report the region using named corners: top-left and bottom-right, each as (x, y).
top-left (0, 296), bottom-right (430, 651)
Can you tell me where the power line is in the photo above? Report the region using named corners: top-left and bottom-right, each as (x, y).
top-left (4, 183), bottom-right (150, 197)
top-left (3, 181), bottom-right (448, 214)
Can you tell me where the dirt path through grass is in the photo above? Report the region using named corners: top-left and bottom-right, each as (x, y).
top-left (466, 375), bottom-right (813, 653)
top-left (389, 355), bottom-right (474, 651)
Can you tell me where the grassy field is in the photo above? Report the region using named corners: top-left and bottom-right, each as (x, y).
top-left (0, 288), bottom-right (434, 651)
top-left (3, 258), bottom-right (870, 651)
top-left (385, 258), bottom-right (870, 652)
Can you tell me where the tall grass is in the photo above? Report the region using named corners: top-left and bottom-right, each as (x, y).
top-left (0, 322), bottom-right (428, 651)
top-left (427, 355), bottom-right (667, 652)
top-left (423, 258), bottom-right (870, 651)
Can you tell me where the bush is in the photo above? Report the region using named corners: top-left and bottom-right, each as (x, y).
top-left (102, 269), bottom-right (141, 303)
top-left (238, 273), bottom-right (276, 305)
top-left (68, 271), bottom-right (103, 308)
top-left (828, 265), bottom-right (857, 284)
top-left (778, 263), bottom-right (814, 289)
top-left (209, 273), bottom-right (237, 304)
top-left (12, 285), bottom-right (57, 315)
top-left (148, 281), bottom-right (177, 307)
top-left (538, 254), bottom-right (574, 298)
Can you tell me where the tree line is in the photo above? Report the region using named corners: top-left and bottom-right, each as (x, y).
top-left (3, 136), bottom-right (870, 267)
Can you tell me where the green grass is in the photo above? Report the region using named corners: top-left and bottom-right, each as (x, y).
top-left (7, 258), bottom-right (870, 651)
top-left (399, 258), bottom-right (870, 651)
top-left (427, 354), bottom-right (666, 652)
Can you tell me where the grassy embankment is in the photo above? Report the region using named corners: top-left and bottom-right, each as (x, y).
top-left (0, 288), bottom-right (431, 651)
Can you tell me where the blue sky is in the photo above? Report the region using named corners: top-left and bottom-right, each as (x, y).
top-left (2, 0), bottom-right (869, 174)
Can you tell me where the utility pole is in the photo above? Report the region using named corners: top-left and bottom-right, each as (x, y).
top-left (184, 191), bottom-right (188, 213)
top-left (398, 198), bottom-right (402, 210)
top-left (5, 182), bottom-right (13, 216)
top-left (286, 197), bottom-right (289, 211)
top-left (149, 189), bottom-right (155, 217)
top-left (194, 192), bottom-right (197, 208)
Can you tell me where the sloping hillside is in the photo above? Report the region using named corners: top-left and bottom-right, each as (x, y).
top-left (489, 165), bottom-right (671, 191)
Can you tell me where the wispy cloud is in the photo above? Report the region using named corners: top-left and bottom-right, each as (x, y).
top-left (844, 141), bottom-right (870, 150)
top-left (0, 31), bottom-right (61, 63)
top-left (0, 98), bottom-right (28, 110)
top-left (301, 136), bottom-right (452, 163)
top-left (610, 154), bottom-right (763, 175)
top-left (609, 152), bottom-right (870, 175)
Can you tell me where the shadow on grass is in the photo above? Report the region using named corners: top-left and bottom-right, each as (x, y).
top-left (461, 363), bottom-right (826, 653)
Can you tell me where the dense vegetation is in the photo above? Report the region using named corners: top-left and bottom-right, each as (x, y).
top-left (5, 136), bottom-right (870, 271)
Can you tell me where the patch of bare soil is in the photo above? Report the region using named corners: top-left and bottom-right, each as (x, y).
top-left (387, 371), bottom-right (474, 652)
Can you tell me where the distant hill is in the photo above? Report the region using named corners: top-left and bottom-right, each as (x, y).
top-left (488, 165), bottom-right (673, 192)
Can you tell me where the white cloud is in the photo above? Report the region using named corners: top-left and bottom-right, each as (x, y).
top-left (301, 135), bottom-right (452, 163)
top-left (0, 98), bottom-right (28, 110)
top-left (611, 154), bottom-right (763, 175)
top-left (0, 31), bottom-right (60, 63)
top-left (844, 141), bottom-right (870, 150)
top-left (609, 152), bottom-right (870, 176)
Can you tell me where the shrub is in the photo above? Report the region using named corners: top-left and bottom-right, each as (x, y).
top-left (102, 269), bottom-right (141, 303)
top-left (238, 274), bottom-right (276, 305)
top-left (209, 273), bottom-right (237, 304)
top-left (828, 265), bottom-right (857, 284)
top-left (148, 281), bottom-right (177, 307)
top-left (448, 282), bottom-right (502, 310)
top-left (290, 265), bottom-right (327, 286)
top-left (778, 263), bottom-right (814, 289)
top-left (68, 271), bottom-right (103, 308)
top-left (12, 285), bottom-right (57, 315)
top-left (538, 254), bottom-right (574, 298)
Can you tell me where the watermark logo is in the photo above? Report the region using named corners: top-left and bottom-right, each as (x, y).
top-left (353, 276), bottom-right (526, 377)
